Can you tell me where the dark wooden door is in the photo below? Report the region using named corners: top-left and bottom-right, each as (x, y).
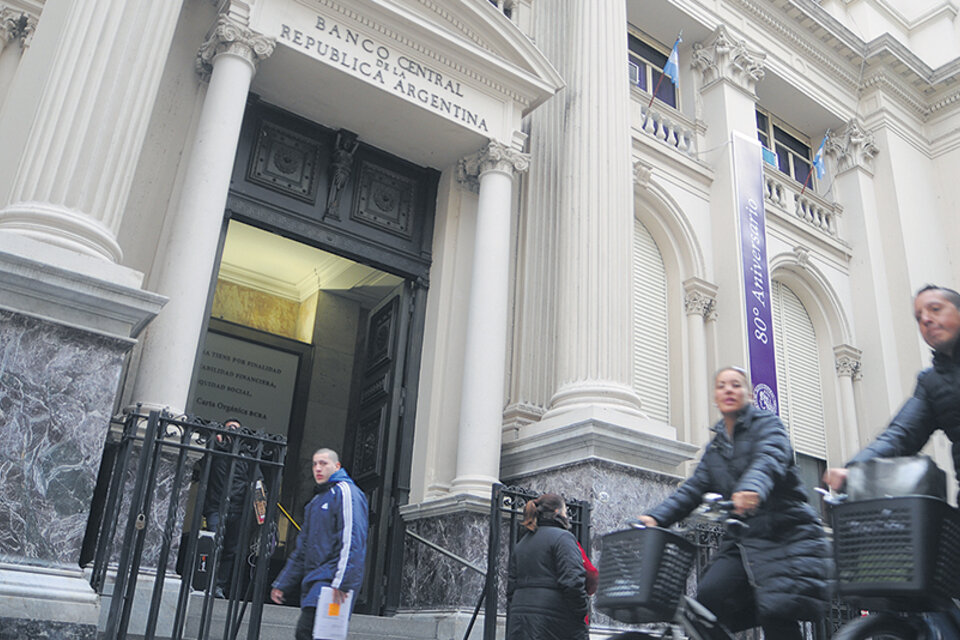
top-left (346, 283), bottom-right (413, 614)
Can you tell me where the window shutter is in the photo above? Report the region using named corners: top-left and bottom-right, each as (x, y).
top-left (771, 281), bottom-right (827, 459)
top-left (633, 220), bottom-right (669, 422)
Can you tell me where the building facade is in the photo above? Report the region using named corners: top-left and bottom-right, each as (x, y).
top-left (0, 0), bottom-right (958, 636)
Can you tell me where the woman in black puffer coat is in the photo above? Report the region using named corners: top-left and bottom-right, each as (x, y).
top-left (638, 367), bottom-right (832, 639)
top-left (506, 493), bottom-right (588, 640)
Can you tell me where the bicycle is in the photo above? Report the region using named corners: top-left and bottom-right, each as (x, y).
top-left (595, 495), bottom-right (741, 640)
top-left (824, 489), bottom-right (960, 640)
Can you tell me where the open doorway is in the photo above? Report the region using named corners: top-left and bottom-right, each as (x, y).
top-left (185, 219), bottom-right (414, 612)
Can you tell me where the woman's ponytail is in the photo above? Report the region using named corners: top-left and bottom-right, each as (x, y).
top-left (520, 493), bottom-right (567, 532)
top-left (521, 497), bottom-right (540, 532)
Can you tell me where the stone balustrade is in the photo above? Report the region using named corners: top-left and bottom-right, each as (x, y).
top-left (631, 99), bottom-right (698, 157)
top-left (763, 166), bottom-right (841, 239)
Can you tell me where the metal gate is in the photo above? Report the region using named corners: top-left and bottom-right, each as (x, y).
top-left (484, 484), bottom-right (592, 640)
top-left (88, 409), bottom-right (286, 640)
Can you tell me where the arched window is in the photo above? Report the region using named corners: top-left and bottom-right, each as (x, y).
top-left (771, 281), bottom-right (827, 504)
top-left (633, 219), bottom-right (670, 423)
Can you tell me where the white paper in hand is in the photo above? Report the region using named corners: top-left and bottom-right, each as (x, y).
top-left (313, 586), bottom-right (352, 640)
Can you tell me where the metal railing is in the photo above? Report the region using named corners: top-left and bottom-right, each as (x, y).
top-left (89, 409), bottom-right (285, 640)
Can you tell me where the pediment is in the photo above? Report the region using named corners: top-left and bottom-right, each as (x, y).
top-left (387, 0), bottom-right (565, 104)
top-left (250, 0), bottom-right (562, 114)
top-left (246, 0), bottom-right (562, 165)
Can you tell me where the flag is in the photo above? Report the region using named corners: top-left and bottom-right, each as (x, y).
top-left (662, 34), bottom-right (682, 85)
top-left (762, 146), bottom-right (778, 167)
top-left (812, 132), bottom-right (828, 180)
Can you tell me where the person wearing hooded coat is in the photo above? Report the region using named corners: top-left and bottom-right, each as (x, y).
top-left (638, 367), bottom-right (831, 639)
top-left (506, 493), bottom-right (589, 640)
top-left (825, 285), bottom-right (960, 496)
top-left (271, 448), bottom-right (368, 640)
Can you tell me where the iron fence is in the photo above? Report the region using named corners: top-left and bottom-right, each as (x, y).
top-left (88, 409), bottom-right (285, 640)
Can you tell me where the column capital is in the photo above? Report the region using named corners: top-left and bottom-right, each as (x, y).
top-left (0, 8), bottom-right (35, 48)
top-left (196, 16), bottom-right (275, 81)
top-left (456, 140), bottom-right (529, 193)
top-left (692, 25), bottom-right (765, 97)
top-left (683, 277), bottom-right (718, 318)
top-left (825, 119), bottom-right (879, 175)
top-left (834, 344), bottom-right (863, 380)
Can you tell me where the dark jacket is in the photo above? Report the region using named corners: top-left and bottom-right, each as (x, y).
top-left (201, 432), bottom-right (261, 519)
top-left (648, 404), bottom-right (832, 623)
top-left (849, 342), bottom-right (960, 492)
top-left (506, 519), bottom-right (588, 640)
top-left (272, 468), bottom-right (369, 607)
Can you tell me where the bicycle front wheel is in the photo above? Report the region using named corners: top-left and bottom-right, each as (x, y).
top-left (833, 613), bottom-right (921, 640)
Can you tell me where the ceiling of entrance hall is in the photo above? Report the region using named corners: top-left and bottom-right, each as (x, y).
top-left (220, 221), bottom-right (401, 306)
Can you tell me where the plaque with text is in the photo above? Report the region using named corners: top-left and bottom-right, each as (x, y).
top-left (189, 331), bottom-right (300, 435)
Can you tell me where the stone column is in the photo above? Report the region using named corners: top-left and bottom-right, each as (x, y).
top-left (0, 7), bottom-right (34, 108)
top-left (691, 25), bottom-right (766, 369)
top-left (824, 121), bottom-right (904, 433)
top-left (834, 344), bottom-right (863, 462)
top-left (542, 0), bottom-right (642, 418)
top-left (0, 1), bottom-right (184, 262)
top-left (451, 141), bottom-right (529, 497)
top-left (684, 278), bottom-right (717, 448)
top-left (130, 17), bottom-right (274, 414)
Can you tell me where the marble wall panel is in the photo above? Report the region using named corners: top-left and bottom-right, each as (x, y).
top-left (103, 445), bottom-right (192, 573)
top-left (400, 511), bottom-right (489, 610)
top-left (0, 309), bottom-right (128, 568)
top-left (0, 617), bottom-right (96, 640)
top-left (505, 459), bottom-right (686, 631)
top-left (212, 279), bottom-right (301, 341)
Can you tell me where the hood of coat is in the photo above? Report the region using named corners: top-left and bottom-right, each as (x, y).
top-left (313, 467), bottom-right (353, 495)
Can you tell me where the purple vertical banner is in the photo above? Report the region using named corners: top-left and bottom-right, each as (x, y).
top-left (731, 131), bottom-right (779, 414)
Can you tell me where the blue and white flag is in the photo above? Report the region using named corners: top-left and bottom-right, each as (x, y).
top-left (662, 35), bottom-right (682, 85)
top-left (812, 132), bottom-right (828, 180)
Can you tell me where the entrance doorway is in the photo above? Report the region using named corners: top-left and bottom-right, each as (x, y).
top-left (187, 219), bottom-right (421, 614)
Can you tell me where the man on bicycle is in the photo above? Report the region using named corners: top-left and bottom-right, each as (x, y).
top-left (824, 284), bottom-right (960, 493)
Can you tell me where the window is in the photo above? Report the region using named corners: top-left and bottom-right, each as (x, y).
top-left (488, 0), bottom-right (513, 18)
top-left (772, 281), bottom-right (828, 511)
top-left (756, 109), bottom-right (813, 185)
top-left (797, 454), bottom-right (828, 518)
top-left (633, 219), bottom-right (670, 422)
top-left (628, 31), bottom-right (677, 108)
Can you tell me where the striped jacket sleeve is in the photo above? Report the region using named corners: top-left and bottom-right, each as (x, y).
top-left (330, 481), bottom-right (369, 592)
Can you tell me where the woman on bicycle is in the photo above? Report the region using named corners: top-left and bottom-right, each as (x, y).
top-left (506, 493), bottom-right (589, 640)
top-left (637, 366), bottom-right (831, 639)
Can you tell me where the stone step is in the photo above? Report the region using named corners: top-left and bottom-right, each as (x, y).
top-left (184, 597), bottom-right (490, 640)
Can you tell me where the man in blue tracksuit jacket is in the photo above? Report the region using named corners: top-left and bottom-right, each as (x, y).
top-left (271, 448), bottom-right (368, 640)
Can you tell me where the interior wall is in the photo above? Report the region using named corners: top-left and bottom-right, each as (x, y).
top-left (290, 290), bottom-right (361, 519)
top-left (211, 278), bottom-right (301, 340)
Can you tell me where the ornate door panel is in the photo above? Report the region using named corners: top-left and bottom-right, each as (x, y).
top-left (348, 283), bottom-right (412, 614)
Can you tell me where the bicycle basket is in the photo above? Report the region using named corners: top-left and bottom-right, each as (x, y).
top-left (596, 526), bottom-right (696, 624)
top-left (832, 495), bottom-right (960, 608)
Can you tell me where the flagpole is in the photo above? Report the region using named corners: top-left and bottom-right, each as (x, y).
top-left (798, 165), bottom-right (813, 198)
top-left (641, 75), bottom-right (666, 130)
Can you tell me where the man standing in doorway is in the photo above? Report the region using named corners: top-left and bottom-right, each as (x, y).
top-left (271, 448), bottom-right (369, 640)
top-left (202, 418), bottom-right (260, 598)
